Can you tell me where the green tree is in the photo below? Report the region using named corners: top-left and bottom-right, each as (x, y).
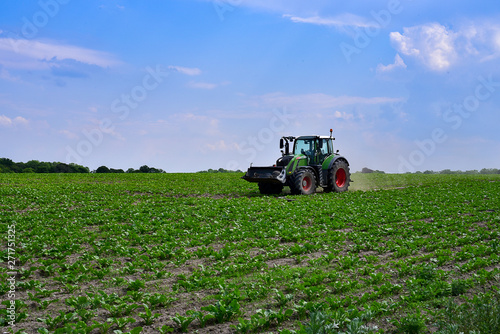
top-left (139, 165), bottom-right (151, 173)
top-left (96, 166), bottom-right (111, 173)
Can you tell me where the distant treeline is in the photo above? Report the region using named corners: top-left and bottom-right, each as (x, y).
top-left (0, 158), bottom-right (89, 173)
top-left (413, 168), bottom-right (500, 175)
top-left (197, 168), bottom-right (243, 173)
top-left (95, 165), bottom-right (165, 173)
top-left (0, 158), bottom-right (165, 174)
top-left (360, 167), bottom-right (500, 174)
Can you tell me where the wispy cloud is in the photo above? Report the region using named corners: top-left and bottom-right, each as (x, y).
top-left (390, 22), bottom-right (500, 71)
top-left (284, 13), bottom-right (376, 29)
top-left (0, 38), bottom-right (121, 70)
top-left (59, 129), bottom-right (79, 140)
top-left (168, 65), bottom-right (201, 76)
top-left (204, 139), bottom-right (239, 152)
top-left (376, 53), bottom-right (407, 73)
top-left (187, 81), bottom-right (218, 89)
top-left (0, 114), bottom-right (28, 127)
top-left (255, 92), bottom-right (405, 110)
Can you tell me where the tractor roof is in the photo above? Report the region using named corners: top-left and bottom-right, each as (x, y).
top-left (296, 135), bottom-right (332, 140)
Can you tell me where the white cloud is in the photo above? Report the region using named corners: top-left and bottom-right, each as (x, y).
top-left (0, 115), bottom-right (28, 127)
top-left (390, 22), bottom-right (500, 71)
top-left (0, 115), bottom-right (11, 126)
top-left (284, 13), bottom-right (376, 29)
top-left (204, 140), bottom-right (239, 152)
top-left (255, 92), bottom-right (405, 110)
top-left (188, 81), bottom-right (218, 89)
top-left (376, 53), bottom-right (407, 73)
top-left (333, 110), bottom-right (354, 120)
top-left (59, 129), bottom-right (79, 140)
top-left (0, 38), bottom-right (121, 70)
top-left (168, 65), bottom-right (201, 76)
top-left (390, 23), bottom-right (457, 71)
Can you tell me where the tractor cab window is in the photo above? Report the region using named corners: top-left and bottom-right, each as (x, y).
top-left (294, 139), bottom-right (314, 156)
top-left (318, 139), bottom-right (330, 155)
top-left (323, 139), bottom-right (333, 155)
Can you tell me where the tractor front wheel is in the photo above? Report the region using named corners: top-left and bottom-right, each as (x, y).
top-left (291, 169), bottom-right (317, 195)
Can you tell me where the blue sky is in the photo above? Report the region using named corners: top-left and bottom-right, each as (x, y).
top-left (1, 0), bottom-right (499, 172)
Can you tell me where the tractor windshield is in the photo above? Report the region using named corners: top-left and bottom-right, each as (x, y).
top-left (294, 138), bottom-right (315, 156)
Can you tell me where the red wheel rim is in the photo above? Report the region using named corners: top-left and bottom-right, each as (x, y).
top-left (336, 168), bottom-right (346, 188)
top-left (302, 176), bottom-right (312, 191)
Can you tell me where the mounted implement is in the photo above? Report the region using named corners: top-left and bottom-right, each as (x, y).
top-left (242, 130), bottom-right (350, 195)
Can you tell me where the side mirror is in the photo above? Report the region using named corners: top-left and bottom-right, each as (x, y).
top-left (280, 138), bottom-right (284, 149)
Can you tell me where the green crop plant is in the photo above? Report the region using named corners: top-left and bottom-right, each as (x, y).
top-left (126, 291), bottom-right (145, 303)
top-left (201, 299), bottom-right (241, 324)
top-left (65, 296), bottom-right (91, 310)
top-left (297, 311), bottom-right (339, 334)
top-left (16, 279), bottom-right (44, 291)
top-left (34, 287), bottom-right (59, 298)
top-left (145, 293), bottom-right (177, 309)
top-left (157, 325), bottom-right (174, 333)
top-left (92, 320), bottom-right (113, 334)
top-left (63, 283), bottom-right (80, 294)
top-left (108, 317), bottom-right (135, 330)
top-left (171, 313), bottom-right (195, 332)
top-left (186, 310), bottom-right (215, 328)
top-left (103, 303), bottom-right (138, 317)
top-left (51, 321), bottom-right (98, 334)
top-left (126, 279), bottom-right (145, 291)
top-left (392, 312), bottom-right (428, 334)
top-left (37, 311), bottom-right (78, 331)
top-left (232, 317), bottom-right (253, 333)
top-left (76, 309), bottom-right (95, 323)
top-left (112, 327), bottom-right (142, 334)
top-left (138, 305), bottom-right (160, 326)
top-left (274, 289), bottom-right (294, 307)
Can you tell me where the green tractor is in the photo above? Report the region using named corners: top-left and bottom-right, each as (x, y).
top-left (242, 130), bottom-right (351, 195)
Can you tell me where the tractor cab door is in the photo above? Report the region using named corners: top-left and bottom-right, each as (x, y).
top-left (316, 138), bottom-right (333, 164)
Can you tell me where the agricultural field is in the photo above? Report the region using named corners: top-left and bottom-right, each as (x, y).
top-left (1, 172), bottom-right (500, 334)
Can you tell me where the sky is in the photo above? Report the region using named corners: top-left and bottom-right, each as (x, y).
top-left (0, 0), bottom-right (499, 173)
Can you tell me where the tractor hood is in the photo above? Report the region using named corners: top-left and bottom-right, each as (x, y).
top-left (285, 154), bottom-right (309, 176)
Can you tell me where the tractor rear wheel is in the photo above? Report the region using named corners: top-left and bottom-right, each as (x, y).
top-left (291, 169), bottom-right (317, 195)
top-left (329, 160), bottom-right (350, 192)
top-left (258, 182), bottom-right (283, 195)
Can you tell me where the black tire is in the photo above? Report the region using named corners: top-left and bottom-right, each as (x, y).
top-left (258, 182), bottom-right (284, 195)
top-left (290, 169), bottom-right (317, 195)
top-left (328, 160), bottom-right (350, 192)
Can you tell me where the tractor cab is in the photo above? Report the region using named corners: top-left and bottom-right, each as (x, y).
top-left (292, 136), bottom-right (333, 165)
